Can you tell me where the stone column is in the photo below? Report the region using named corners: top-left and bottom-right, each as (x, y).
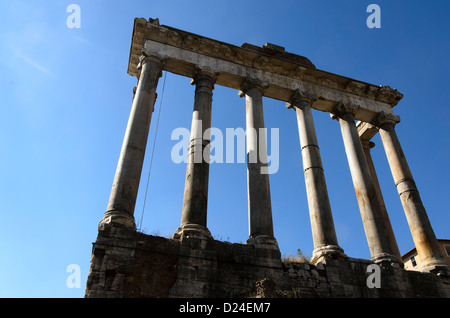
top-left (374, 112), bottom-right (449, 272)
top-left (174, 70), bottom-right (216, 240)
top-left (239, 78), bottom-right (278, 249)
top-left (100, 53), bottom-right (163, 229)
top-left (361, 139), bottom-right (401, 262)
top-left (332, 103), bottom-right (401, 265)
top-left (287, 89), bottom-right (345, 262)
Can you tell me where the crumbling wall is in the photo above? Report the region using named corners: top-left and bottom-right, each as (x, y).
top-left (85, 228), bottom-right (450, 298)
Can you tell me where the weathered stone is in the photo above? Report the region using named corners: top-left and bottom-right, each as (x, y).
top-left (175, 71), bottom-right (216, 240)
top-left (129, 18), bottom-right (403, 124)
top-left (360, 139), bottom-right (401, 263)
top-left (374, 113), bottom-right (450, 274)
top-left (240, 78), bottom-right (278, 249)
top-left (86, 18), bottom-right (449, 298)
top-left (100, 53), bottom-right (163, 229)
top-left (86, 233), bottom-right (450, 298)
top-left (332, 105), bottom-right (401, 265)
top-left (255, 278), bottom-right (279, 298)
top-left (287, 91), bottom-right (345, 262)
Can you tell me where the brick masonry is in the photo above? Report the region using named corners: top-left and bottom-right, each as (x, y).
top-left (85, 226), bottom-right (450, 298)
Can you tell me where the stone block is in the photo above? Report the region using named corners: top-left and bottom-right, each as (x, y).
top-left (85, 231), bottom-right (450, 298)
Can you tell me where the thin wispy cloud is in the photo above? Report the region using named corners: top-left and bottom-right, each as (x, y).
top-left (9, 44), bottom-right (55, 77)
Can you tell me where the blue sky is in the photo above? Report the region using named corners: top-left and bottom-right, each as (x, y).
top-left (0, 0), bottom-right (449, 297)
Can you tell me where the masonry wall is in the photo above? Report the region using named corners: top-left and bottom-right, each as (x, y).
top-left (85, 225), bottom-right (450, 298)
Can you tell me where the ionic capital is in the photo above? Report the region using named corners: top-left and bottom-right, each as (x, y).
top-left (136, 50), bottom-right (165, 93)
top-left (330, 102), bottom-right (358, 120)
top-left (138, 49), bottom-right (165, 70)
top-left (238, 77), bottom-right (269, 97)
top-left (372, 111), bottom-right (401, 128)
top-left (286, 88), bottom-right (317, 110)
top-left (190, 66), bottom-right (219, 86)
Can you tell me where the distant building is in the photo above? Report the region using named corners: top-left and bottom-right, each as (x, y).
top-left (402, 239), bottom-right (450, 271)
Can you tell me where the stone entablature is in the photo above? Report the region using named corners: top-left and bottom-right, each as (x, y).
top-left (127, 18), bottom-right (402, 123)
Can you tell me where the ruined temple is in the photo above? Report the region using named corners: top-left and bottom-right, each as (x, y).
top-left (85, 18), bottom-right (450, 298)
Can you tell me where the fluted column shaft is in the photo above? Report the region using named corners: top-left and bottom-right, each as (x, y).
top-left (333, 104), bottom-right (401, 264)
top-left (101, 54), bottom-right (163, 228)
top-left (239, 79), bottom-right (277, 248)
top-left (376, 114), bottom-right (448, 272)
top-left (287, 91), bottom-right (344, 262)
top-left (175, 72), bottom-right (215, 239)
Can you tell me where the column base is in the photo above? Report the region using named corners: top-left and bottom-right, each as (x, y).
top-left (246, 235), bottom-right (279, 250)
top-left (420, 258), bottom-right (450, 275)
top-left (99, 210), bottom-right (135, 230)
top-left (371, 253), bottom-right (404, 268)
top-left (310, 245), bottom-right (346, 264)
top-left (173, 223), bottom-right (212, 241)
